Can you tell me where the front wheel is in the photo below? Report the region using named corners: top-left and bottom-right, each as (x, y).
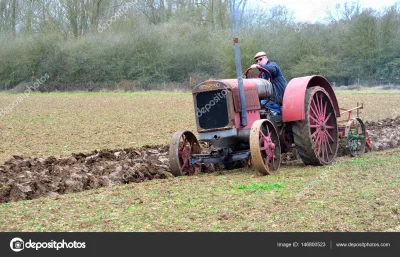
top-left (250, 119), bottom-right (281, 175)
top-left (169, 131), bottom-right (201, 176)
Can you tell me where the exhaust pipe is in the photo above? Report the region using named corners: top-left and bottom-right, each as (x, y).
top-left (233, 38), bottom-right (247, 127)
top-left (230, 2), bottom-right (248, 127)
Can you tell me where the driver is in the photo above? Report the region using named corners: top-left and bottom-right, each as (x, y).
top-left (250, 51), bottom-right (287, 107)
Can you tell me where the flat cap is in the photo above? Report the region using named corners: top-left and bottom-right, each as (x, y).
top-left (254, 51), bottom-right (267, 59)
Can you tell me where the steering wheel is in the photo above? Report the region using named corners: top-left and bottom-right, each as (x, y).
top-left (245, 66), bottom-right (273, 82)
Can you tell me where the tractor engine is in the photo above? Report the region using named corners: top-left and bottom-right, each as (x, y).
top-left (192, 78), bottom-right (273, 148)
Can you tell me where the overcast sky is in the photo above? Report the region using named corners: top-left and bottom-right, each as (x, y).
top-left (249, 0), bottom-right (399, 22)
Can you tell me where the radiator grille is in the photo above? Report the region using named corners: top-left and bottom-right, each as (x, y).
top-left (196, 90), bottom-right (229, 130)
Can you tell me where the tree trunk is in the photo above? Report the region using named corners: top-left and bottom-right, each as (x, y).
top-left (11, 0), bottom-right (16, 35)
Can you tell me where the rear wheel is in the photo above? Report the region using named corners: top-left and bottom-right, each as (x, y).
top-left (250, 119), bottom-right (281, 175)
top-left (292, 87), bottom-right (339, 165)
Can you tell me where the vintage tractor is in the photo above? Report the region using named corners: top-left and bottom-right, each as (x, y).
top-left (169, 66), bottom-right (369, 176)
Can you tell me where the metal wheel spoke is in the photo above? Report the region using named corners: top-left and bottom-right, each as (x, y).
top-left (180, 158), bottom-right (188, 172)
top-left (313, 94), bottom-right (320, 117)
top-left (311, 129), bottom-right (320, 139)
top-left (323, 134), bottom-right (330, 161)
top-left (264, 156), bottom-right (270, 166)
top-left (317, 133), bottom-right (323, 156)
top-left (259, 133), bottom-right (264, 142)
top-left (265, 124), bottom-right (270, 136)
top-left (323, 112), bottom-right (332, 124)
top-left (272, 154), bottom-right (277, 166)
top-left (324, 132), bottom-right (333, 154)
top-left (309, 114), bottom-right (319, 125)
top-left (324, 137), bottom-right (329, 162)
top-left (319, 94), bottom-right (324, 120)
top-left (314, 95), bottom-right (322, 119)
top-left (314, 132), bottom-right (322, 155)
top-left (271, 153), bottom-right (275, 167)
top-left (326, 130), bottom-right (335, 142)
top-left (357, 141), bottom-right (361, 151)
top-left (271, 154), bottom-right (276, 165)
top-left (310, 103), bottom-right (320, 121)
top-left (323, 101), bottom-right (327, 120)
top-left (261, 125), bottom-right (269, 139)
top-left (320, 132), bottom-right (326, 161)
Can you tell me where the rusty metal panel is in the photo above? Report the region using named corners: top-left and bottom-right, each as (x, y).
top-left (226, 79), bottom-right (261, 112)
top-left (234, 110), bottom-right (260, 129)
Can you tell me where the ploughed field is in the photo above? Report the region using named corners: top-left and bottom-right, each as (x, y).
top-left (0, 91), bottom-right (400, 232)
top-left (1, 91), bottom-right (400, 164)
top-left (1, 91), bottom-right (400, 203)
top-left (1, 116), bottom-right (400, 203)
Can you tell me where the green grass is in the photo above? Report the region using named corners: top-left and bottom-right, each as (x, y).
top-left (238, 183), bottom-right (284, 191)
top-left (0, 148), bottom-right (399, 232)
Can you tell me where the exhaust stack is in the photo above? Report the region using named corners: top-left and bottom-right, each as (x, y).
top-left (233, 38), bottom-right (247, 127)
top-left (230, 1), bottom-right (248, 127)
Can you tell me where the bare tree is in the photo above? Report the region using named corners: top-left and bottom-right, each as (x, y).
top-left (11, 0), bottom-right (16, 35)
top-left (326, 1), bottom-right (361, 23)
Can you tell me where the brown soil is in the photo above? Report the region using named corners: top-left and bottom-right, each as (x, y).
top-left (0, 146), bottom-right (174, 203)
top-left (1, 117), bottom-right (400, 203)
top-left (365, 117), bottom-right (400, 150)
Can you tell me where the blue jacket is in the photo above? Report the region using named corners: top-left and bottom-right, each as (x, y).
top-left (259, 61), bottom-right (287, 105)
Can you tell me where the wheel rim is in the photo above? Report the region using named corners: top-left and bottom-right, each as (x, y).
top-left (308, 90), bottom-right (338, 164)
top-left (250, 119), bottom-right (281, 175)
top-left (169, 131), bottom-right (201, 176)
top-left (346, 118), bottom-right (366, 157)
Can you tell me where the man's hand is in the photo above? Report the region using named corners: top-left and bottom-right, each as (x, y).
top-left (250, 64), bottom-right (260, 69)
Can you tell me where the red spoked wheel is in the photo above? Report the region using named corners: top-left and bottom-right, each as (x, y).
top-left (169, 131), bottom-right (201, 176)
top-left (244, 66), bottom-right (273, 81)
top-left (250, 119), bottom-right (281, 175)
top-left (293, 86), bottom-right (339, 165)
